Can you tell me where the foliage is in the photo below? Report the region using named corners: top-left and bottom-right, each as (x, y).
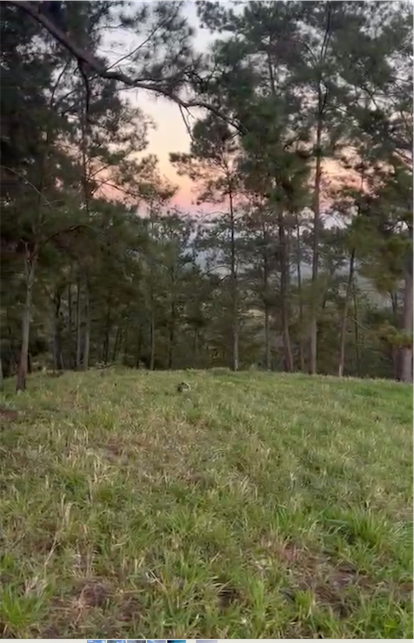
top-left (0, 0), bottom-right (412, 385)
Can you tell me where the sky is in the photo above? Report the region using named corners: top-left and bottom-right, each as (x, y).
top-left (100, 2), bottom-right (357, 214)
top-left (101, 1), bottom-right (215, 211)
top-left (123, 90), bottom-right (197, 207)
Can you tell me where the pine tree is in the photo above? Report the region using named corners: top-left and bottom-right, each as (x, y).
top-left (171, 114), bottom-right (243, 371)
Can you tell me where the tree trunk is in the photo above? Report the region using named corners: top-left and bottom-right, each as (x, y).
top-left (67, 281), bottom-right (74, 367)
top-left (82, 281), bottom-right (90, 370)
top-left (149, 312), bottom-right (155, 371)
top-left (80, 88), bottom-right (92, 365)
top-left (168, 300), bottom-right (176, 370)
top-left (6, 312), bottom-right (15, 377)
top-left (391, 346), bottom-right (400, 381)
top-left (390, 290), bottom-right (399, 322)
top-left (309, 116), bottom-right (323, 375)
top-left (112, 325), bottom-right (121, 362)
top-left (266, 47), bottom-right (292, 371)
top-left (278, 212), bottom-right (294, 372)
top-left (0, 358), bottom-right (4, 391)
top-left (353, 290), bottom-right (360, 377)
top-left (338, 248), bottom-right (355, 377)
top-left (296, 219), bottom-right (305, 372)
top-left (16, 244), bottom-right (38, 391)
top-left (193, 328), bottom-right (199, 366)
top-left (229, 189), bottom-right (239, 371)
top-left (400, 252), bottom-right (413, 382)
top-left (122, 327), bottom-right (128, 364)
top-left (264, 306), bottom-right (271, 371)
top-left (232, 293), bottom-right (239, 372)
top-left (103, 301), bottom-right (111, 364)
top-left (262, 223), bottom-right (271, 371)
top-left (52, 290), bottom-right (64, 371)
top-left (76, 276), bottom-right (82, 370)
top-left (135, 325), bottom-right (142, 367)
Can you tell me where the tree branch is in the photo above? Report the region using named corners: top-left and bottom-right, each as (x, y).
top-left (42, 223), bottom-right (99, 247)
top-left (0, 165), bottom-right (55, 209)
top-left (6, 0), bottom-right (219, 115)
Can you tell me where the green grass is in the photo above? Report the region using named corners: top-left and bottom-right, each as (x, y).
top-left (0, 369), bottom-right (412, 638)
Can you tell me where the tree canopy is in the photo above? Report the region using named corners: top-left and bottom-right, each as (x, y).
top-left (1, 0), bottom-right (412, 389)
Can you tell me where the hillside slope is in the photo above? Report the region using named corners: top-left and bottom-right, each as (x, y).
top-left (0, 370), bottom-right (412, 638)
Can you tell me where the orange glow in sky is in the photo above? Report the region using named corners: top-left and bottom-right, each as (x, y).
top-left (121, 89), bottom-right (216, 211)
top-left (104, 3), bottom-right (358, 214)
top-left (139, 96), bottom-right (196, 208)
top-left (101, 2), bottom-right (213, 211)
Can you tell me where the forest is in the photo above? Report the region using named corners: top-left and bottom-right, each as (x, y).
top-left (1, 0), bottom-right (413, 390)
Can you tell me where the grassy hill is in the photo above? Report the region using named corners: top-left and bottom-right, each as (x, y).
top-left (0, 370), bottom-right (412, 638)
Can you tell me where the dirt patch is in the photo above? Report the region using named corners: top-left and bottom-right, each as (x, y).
top-left (41, 623), bottom-right (66, 639)
top-left (181, 470), bottom-right (216, 490)
top-left (38, 582), bottom-right (118, 638)
top-left (100, 436), bottom-right (131, 464)
top-left (275, 540), bottom-right (302, 564)
top-left (385, 579), bottom-right (414, 605)
top-left (298, 558), bottom-right (365, 615)
top-left (307, 562), bottom-right (385, 618)
top-left (218, 584), bottom-right (241, 608)
top-left (271, 542), bottom-right (372, 617)
top-left (117, 591), bottom-right (141, 622)
top-left (106, 437), bottom-right (125, 457)
top-left (76, 579), bottom-right (111, 609)
top-left (0, 407), bottom-right (18, 422)
top-left (38, 597), bottom-right (75, 638)
top-left (31, 533), bottom-right (59, 555)
top-left (330, 563), bottom-right (356, 586)
top-left (312, 580), bottom-right (353, 618)
top-left (214, 576), bottom-right (242, 609)
top-left (397, 580), bottom-right (413, 596)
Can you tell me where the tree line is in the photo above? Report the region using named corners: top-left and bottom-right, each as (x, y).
top-left (1, 0), bottom-right (412, 390)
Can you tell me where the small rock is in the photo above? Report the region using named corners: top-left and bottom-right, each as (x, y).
top-left (176, 381), bottom-right (191, 393)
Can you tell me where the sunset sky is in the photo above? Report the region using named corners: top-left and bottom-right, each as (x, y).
top-left (102, 1), bottom-right (214, 211)
top-left (101, 2), bottom-right (356, 214)
top-left (128, 91), bottom-right (197, 208)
